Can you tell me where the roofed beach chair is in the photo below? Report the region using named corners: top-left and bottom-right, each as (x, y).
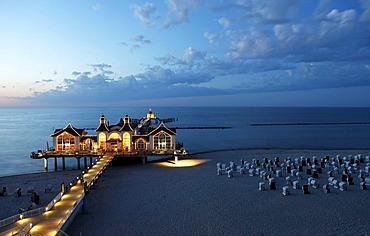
top-left (227, 169), bottom-right (233, 178)
top-left (255, 167), bottom-right (261, 176)
top-left (239, 167), bottom-right (245, 175)
top-left (339, 182), bottom-right (347, 191)
top-left (286, 176), bottom-right (292, 185)
top-left (293, 180), bottom-right (300, 190)
top-left (45, 184), bottom-right (52, 193)
top-left (244, 162), bottom-right (250, 170)
top-left (360, 181), bottom-right (366, 190)
top-left (27, 186), bottom-right (35, 194)
top-left (282, 186), bottom-right (290, 196)
top-left (302, 184), bottom-right (310, 194)
top-left (296, 172), bottom-right (303, 180)
top-left (323, 184), bottom-right (330, 193)
top-left (269, 178), bottom-right (276, 190)
top-left (14, 188), bottom-right (22, 197)
top-left (0, 186), bottom-right (8, 196)
top-left (260, 170), bottom-right (266, 179)
top-left (259, 182), bottom-right (265, 191)
top-left (332, 180), bottom-right (339, 189)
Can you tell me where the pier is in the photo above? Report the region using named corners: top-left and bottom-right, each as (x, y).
top-left (0, 153), bottom-right (116, 236)
top-left (30, 151), bottom-right (103, 171)
top-left (0, 109), bottom-right (188, 235)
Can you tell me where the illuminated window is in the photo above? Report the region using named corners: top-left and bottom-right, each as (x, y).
top-left (99, 133), bottom-right (106, 142)
top-left (99, 133), bottom-right (106, 149)
top-left (137, 139), bottom-right (145, 150)
top-left (154, 133), bottom-right (171, 150)
top-left (57, 133), bottom-right (75, 151)
top-left (123, 132), bottom-right (130, 148)
top-left (108, 133), bottom-right (121, 141)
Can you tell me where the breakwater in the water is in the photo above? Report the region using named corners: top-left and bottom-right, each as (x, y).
top-left (250, 122), bottom-right (370, 126)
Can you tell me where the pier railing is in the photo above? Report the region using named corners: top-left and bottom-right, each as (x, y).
top-left (1, 153), bottom-right (115, 235)
top-left (0, 182), bottom-right (71, 230)
top-left (56, 191), bottom-right (85, 235)
top-left (0, 206), bottom-right (45, 229)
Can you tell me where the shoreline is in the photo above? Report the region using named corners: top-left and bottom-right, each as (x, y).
top-left (2, 148), bottom-right (369, 178)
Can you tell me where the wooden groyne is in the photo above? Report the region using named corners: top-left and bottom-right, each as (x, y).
top-left (174, 126), bottom-right (232, 129)
top-left (250, 122), bottom-right (370, 126)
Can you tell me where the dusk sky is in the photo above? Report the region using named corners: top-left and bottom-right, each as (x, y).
top-left (1, 0), bottom-right (370, 107)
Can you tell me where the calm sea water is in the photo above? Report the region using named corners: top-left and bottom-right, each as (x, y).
top-left (1, 107), bottom-right (370, 177)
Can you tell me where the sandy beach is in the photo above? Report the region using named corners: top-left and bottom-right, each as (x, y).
top-left (64, 149), bottom-right (369, 236)
top-left (1, 149), bottom-right (370, 235)
top-left (0, 170), bottom-right (82, 220)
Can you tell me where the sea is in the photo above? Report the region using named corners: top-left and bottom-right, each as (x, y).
top-left (1, 107), bottom-right (370, 177)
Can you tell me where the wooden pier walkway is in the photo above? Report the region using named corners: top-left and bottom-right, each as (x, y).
top-left (1, 153), bottom-right (115, 236)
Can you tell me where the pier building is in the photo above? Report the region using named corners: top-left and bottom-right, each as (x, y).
top-left (50, 109), bottom-right (177, 155)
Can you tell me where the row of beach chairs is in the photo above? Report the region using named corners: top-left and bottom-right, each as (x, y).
top-left (216, 154), bottom-right (370, 195)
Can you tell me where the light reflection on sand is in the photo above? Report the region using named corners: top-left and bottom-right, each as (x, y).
top-left (154, 159), bottom-right (210, 168)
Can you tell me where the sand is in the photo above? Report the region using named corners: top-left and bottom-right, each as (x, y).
top-left (64, 149), bottom-right (370, 236)
top-left (0, 170), bottom-right (82, 220)
top-left (1, 149), bottom-right (370, 235)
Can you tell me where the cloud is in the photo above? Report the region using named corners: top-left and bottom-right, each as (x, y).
top-left (204, 31), bottom-right (221, 43)
top-left (359, 0), bottom-right (370, 22)
top-left (162, 0), bottom-right (204, 28)
top-left (226, 29), bottom-right (274, 59)
top-left (133, 2), bottom-right (157, 26)
top-left (28, 65), bottom-right (222, 105)
top-left (133, 35), bottom-right (151, 44)
top-left (233, 0), bottom-right (298, 24)
top-left (88, 64), bottom-right (113, 75)
top-left (34, 79), bottom-right (55, 84)
top-left (92, 3), bottom-right (102, 12)
top-left (218, 17), bottom-right (230, 28)
top-left (130, 44), bottom-right (141, 52)
top-left (156, 47), bottom-right (206, 69)
top-left (19, 1), bottom-right (370, 106)
top-left (326, 9), bottom-right (357, 24)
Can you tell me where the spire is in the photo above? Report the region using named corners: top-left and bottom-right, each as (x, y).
top-left (147, 109), bottom-right (155, 119)
top-left (96, 115), bottom-right (109, 132)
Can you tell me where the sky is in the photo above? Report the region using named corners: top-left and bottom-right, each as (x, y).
top-left (0, 0), bottom-right (370, 107)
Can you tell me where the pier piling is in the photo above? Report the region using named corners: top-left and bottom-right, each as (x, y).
top-left (77, 157), bottom-right (81, 170)
top-left (62, 157), bottom-right (66, 170)
top-left (84, 157), bottom-right (87, 169)
top-left (54, 157), bottom-right (58, 171)
top-left (44, 158), bottom-right (48, 171)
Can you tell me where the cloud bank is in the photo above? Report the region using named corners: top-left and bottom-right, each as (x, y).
top-left (27, 0), bottom-right (370, 106)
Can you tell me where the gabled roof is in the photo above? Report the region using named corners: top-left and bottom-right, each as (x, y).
top-left (148, 122), bottom-right (176, 136)
top-left (96, 122), bottom-right (109, 132)
top-left (51, 123), bottom-right (85, 137)
top-left (120, 122), bottom-right (133, 132)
